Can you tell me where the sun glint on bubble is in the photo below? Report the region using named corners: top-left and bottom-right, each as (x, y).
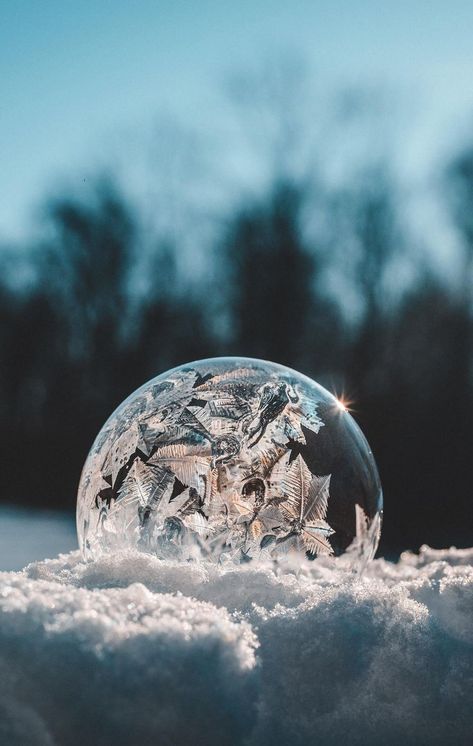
top-left (333, 393), bottom-right (354, 413)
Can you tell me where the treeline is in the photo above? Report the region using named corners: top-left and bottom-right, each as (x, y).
top-left (1, 150), bottom-right (472, 553)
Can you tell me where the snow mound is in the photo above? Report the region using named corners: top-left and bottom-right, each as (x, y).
top-left (1, 547), bottom-right (472, 746)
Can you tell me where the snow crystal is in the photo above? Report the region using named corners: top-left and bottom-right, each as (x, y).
top-left (1, 547), bottom-right (472, 745)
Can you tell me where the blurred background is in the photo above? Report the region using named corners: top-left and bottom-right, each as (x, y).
top-left (1, 0), bottom-right (473, 565)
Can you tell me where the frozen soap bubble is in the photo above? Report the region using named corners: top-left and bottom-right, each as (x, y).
top-left (77, 357), bottom-right (382, 565)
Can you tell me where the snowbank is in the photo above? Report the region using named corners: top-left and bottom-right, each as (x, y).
top-left (1, 546), bottom-right (472, 746)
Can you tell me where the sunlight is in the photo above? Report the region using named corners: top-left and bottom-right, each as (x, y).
top-left (333, 394), bottom-right (353, 413)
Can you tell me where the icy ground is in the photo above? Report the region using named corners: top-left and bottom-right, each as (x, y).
top-left (0, 545), bottom-right (472, 746)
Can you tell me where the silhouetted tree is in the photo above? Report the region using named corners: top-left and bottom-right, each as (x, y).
top-left (136, 240), bottom-right (216, 376)
top-left (447, 147), bottom-right (473, 306)
top-left (221, 180), bottom-right (342, 378)
top-left (0, 179), bottom-right (220, 507)
top-left (445, 147), bottom-right (473, 387)
top-left (327, 167), bottom-right (404, 399)
top-left (376, 278), bottom-right (473, 550)
top-left (37, 179), bottom-right (137, 399)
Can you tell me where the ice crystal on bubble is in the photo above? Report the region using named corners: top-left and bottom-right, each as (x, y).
top-left (77, 357), bottom-right (382, 564)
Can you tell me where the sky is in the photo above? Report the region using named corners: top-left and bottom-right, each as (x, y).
top-left (2, 0), bottom-right (473, 240)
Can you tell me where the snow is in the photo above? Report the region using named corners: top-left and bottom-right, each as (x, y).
top-left (0, 545), bottom-right (472, 745)
top-left (0, 507), bottom-right (76, 571)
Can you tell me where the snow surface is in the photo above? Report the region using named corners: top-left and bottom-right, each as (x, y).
top-left (0, 546), bottom-right (472, 746)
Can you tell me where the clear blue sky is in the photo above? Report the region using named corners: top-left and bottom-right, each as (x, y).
top-left (2, 0), bottom-right (473, 239)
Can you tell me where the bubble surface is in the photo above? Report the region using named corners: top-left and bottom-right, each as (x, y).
top-left (77, 357), bottom-right (382, 564)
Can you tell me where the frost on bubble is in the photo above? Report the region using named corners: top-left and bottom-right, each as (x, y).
top-left (77, 357), bottom-right (382, 564)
